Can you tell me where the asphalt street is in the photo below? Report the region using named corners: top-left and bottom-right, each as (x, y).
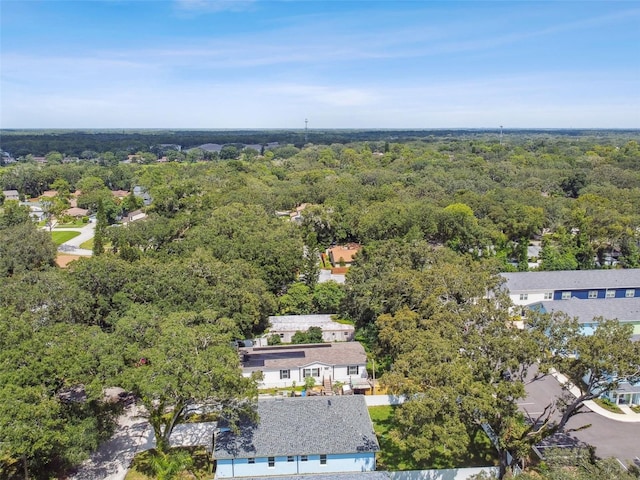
top-left (521, 367), bottom-right (640, 470)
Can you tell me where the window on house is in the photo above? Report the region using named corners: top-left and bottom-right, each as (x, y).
top-left (280, 369), bottom-right (290, 379)
top-left (279, 333), bottom-right (284, 338)
top-left (301, 455), bottom-right (308, 462)
top-left (588, 290), bottom-right (598, 299)
top-left (303, 368), bottom-right (320, 378)
top-left (544, 292), bottom-right (553, 300)
top-left (561, 291), bottom-right (571, 300)
top-left (519, 293), bottom-right (528, 301)
top-left (348, 365), bottom-right (359, 375)
top-left (248, 458), bottom-right (255, 464)
top-left (268, 457), bottom-right (275, 468)
top-left (287, 456), bottom-right (294, 462)
top-left (626, 289), bottom-right (635, 298)
top-left (606, 290), bottom-right (615, 298)
top-left (320, 454), bottom-right (327, 465)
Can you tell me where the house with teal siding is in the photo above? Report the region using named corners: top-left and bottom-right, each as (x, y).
top-left (528, 297), bottom-right (640, 405)
top-left (529, 297), bottom-right (640, 339)
top-left (213, 395), bottom-right (379, 478)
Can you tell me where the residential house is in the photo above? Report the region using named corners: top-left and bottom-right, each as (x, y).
top-left (214, 395), bottom-right (379, 478)
top-left (124, 209), bottom-right (147, 223)
top-left (133, 186), bottom-right (152, 206)
top-left (240, 342), bottom-right (368, 390)
top-left (528, 297), bottom-right (640, 338)
top-left (267, 315), bottom-right (354, 343)
top-left (40, 190), bottom-right (58, 199)
top-left (528, 297), bottom-right (640, 406)
top-left (63, 207), bottom-right (89, 218)
top-left (111, 190), bottom-right (130, 199)
top-left (317, 269), bottom-right (346, 284)
top-left (2, 190), bottom-right (19, 201)
top-left (328, 244), bottom-right (361, 267)
top-left (501, 269), bottom-right (640, 306)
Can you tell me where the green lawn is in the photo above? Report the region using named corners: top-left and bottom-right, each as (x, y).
top-left (594, 397), bottom-right (623, 413)
top-left (54, 219), bottom-right (86, 228)
top-left (368, 405), bottom-right (498, 471)
top-left (80, 238), bottom-right (94, 250)
top-left (369, 405), bottom-right (417, 470)
top-left (51, 230), bottom-right (81, 245)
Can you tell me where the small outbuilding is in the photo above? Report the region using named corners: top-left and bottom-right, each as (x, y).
top-left (267, 314), bottom-right (354, 343)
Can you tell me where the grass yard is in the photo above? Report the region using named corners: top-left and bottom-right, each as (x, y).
top-left (54, 219), bottom-right (86, 228)
top-left (594, 398), bottom-right (623, 413)
top-left (369, 405), bottom-right (417, 471)
top-left (125, 447), bottom-right (212, 480)
top-left (80, 238), bottom-right (94, 250)
top-left (51, 230), bottom-right (81, 245)
top-left (368, 405), bottom-right (498, 471)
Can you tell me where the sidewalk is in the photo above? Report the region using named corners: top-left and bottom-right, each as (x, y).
top-left (550, 369), bottom-right (640, 423)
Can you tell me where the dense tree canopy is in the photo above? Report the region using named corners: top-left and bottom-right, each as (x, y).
top-left (2, 131), bottom-right (640, 478)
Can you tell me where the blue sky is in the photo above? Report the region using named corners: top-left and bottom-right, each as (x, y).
top-left (1, 0), bottom-right (639, 129)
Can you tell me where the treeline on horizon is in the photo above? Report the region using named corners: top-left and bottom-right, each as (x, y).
top-left (1, 128), bottom-right (638, 157)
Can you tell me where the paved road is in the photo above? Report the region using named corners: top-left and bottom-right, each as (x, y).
top-left (521, 367), bottom-right (640, 469)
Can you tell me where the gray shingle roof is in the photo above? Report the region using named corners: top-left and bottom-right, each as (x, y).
top-left (214, 396), bottom-right (379, 459)
top-left (501, 269), bottom-right (640, 293)
top-left (535, 297), bottom-right (640, 324)
top-left (241, 342), bottom-right (366, 372)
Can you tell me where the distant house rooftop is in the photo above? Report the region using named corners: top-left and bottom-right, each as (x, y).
top-left (64, 207), bottom-right (89, 217)
top-left (2, 190), bottom-right (19, 201)
top-left (111, 190), bottom-right (130, 198)
top-left (214, 395), bottom-right (379, 460)
top-left (328, 243), bottom-right (361, 266)
top-left (501, 269), bottom-right (640, 293)
top-left (198, 143), bottom-right (223, 152)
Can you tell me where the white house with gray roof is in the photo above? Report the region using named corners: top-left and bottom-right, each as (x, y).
top-left (240, 342), bottom-right (368, 390)
top-left (213, 395), bottom-right (379, 478)
top-left (267, 314), bottom-right (354, 343)
top-left (501, 269), bottom-right (640, 306)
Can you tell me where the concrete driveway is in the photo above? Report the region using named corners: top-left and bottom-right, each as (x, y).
top-left (53, 221), bottom-right (95, 256)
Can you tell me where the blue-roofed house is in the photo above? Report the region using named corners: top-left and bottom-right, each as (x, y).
top-left (213, 395), bottom-right (379, 478)
top-left (501, 269), bottom-right (640, 307)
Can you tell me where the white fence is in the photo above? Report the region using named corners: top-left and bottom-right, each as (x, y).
top-left (364, 394), bottom-right (407, 406)
top-left (388, 467), bottom-right (499, 479)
